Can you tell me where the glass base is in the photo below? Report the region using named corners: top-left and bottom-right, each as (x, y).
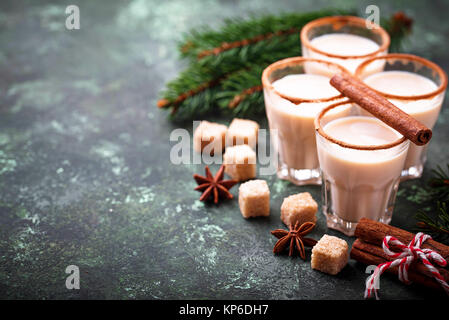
top-left (277, 163), bottom-right (321, 186)
top-left (400, 164), bottom-right (423, 182)
top-left (323, 206), bottom-right (393, 236)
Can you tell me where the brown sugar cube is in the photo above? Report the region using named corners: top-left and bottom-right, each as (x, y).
top-left (193, 121), bottom-right (227, 155)
top-left (281, 192), bottom-right (318, 227)
top-left (238, 180), bottom-right (270, 218)
top-left (223, 145), bottom-right (256, 181)
top-left (311, 235), bottom-right (349, 275)
top-left (226, 118), bottom-right (259, 149)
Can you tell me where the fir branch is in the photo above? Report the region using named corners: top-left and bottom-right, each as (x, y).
top-left (159, 9), bottom-right (412, 121)
top-left (157, 64), bottom-right (223, 109)
top-left (217, 64), bottom-right (265, 116)
top-left (427, 164), bottom-right (449, 201)
top-left (414, 164), bottom-right (449, 242)
top-left (168, 86), bottom-right (223, 121)
top-left (180, 9), bottom-right (355, 60)
top-left (430, 164), bottom-right (449, 188)
top-left (197, 28), bottom-right (298, 59)
top-left (410, 164), bottom-right (449, 204)
top-left (160, 8), bottom-right (356, 117)
top-left (416, 202), bottom-right (449, 242)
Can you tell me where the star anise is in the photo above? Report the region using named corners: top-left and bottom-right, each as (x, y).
top-left (271, 221), bottom-right (317, 259)
top-left (193, 165), bottom-right (237, 204)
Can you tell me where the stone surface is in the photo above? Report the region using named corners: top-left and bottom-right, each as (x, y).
top-left (0, 0), bottom-right (448, 300)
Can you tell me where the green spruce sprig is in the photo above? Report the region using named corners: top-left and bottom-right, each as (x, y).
top-left (412, 164), bottom-right (449, 204)
top-left (216, 64), bottom-right (265, 115)
top-left (158, 9), bottom-right (412, 121)
top-left (179, 10), bottom-right (355, 61)
top-left (158, 8), bottom-right (357, 120)
top-left (429, 164), bottom-right (449, 200)
top-left (414, 164), bottom-right (449, 242)
top-left (416, 202), bottom-right (449, 242)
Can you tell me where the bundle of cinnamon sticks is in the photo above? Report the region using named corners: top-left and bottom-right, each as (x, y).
top-left (351, 218), bottom-right (449, 291)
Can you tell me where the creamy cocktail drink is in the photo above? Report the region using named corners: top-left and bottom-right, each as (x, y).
top-left (315, 102), bottom-right (409, 236)
top-left (301, 16), bottom-right (390, 74)
top-left (364, 71), bottom-right (440, 171)
top-left (262, 57), bottom-right (349, 185)
top-left (306, 34), bottom-right (380, 74)
top-left (356, 54), bottom-right (448, 179)
top-left (269, 74), bottom-right (340, 170)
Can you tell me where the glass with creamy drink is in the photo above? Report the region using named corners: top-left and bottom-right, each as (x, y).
top-left (262, 57), bottom-right (350, 185)
top-left (356, 54), bottom-right (448, 180)
top-left (315, 101), bottom-right (409, 236)
top-left (300, 16), bottom-right (390, 74)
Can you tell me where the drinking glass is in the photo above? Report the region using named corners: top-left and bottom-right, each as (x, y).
top-left (262, 57), bottom-right (349, 185)
top-left (355, 54), bottom-right (448, 180)
top-left (315, 100), bottom-right (409, 236)
top-left (301, 16), bottom-right (390, 74)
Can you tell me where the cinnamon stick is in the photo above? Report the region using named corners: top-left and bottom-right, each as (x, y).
top-left (350, 240), bottom-right (443, 291)
top-left (354, 218), bottom-right (449, 262)
top-left (330, 73), bottom-right (432, 146)
top-left (351, 238), bottom-right (449, 291)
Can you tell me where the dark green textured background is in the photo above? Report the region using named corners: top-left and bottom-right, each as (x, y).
top-left (0, 0), bottom-right (448, 300)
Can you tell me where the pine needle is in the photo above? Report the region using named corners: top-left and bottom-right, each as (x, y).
top-left (413, 164), bottom-right (449, 242)
top-left (416, 202), bottom-right (449, 242)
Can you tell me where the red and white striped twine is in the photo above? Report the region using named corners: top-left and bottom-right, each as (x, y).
top-left (365, 232), bottom-right (449, 299)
